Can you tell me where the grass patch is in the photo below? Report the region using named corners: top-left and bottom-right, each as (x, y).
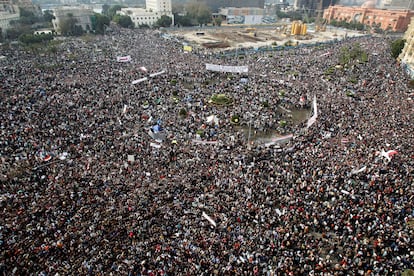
top-left (210, 94), bottom-right (233, 106)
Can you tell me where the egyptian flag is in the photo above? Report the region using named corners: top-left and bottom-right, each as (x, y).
top-left (43, 154), bottom-right (52, 162)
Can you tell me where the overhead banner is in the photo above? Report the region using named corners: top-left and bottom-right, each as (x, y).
top-left (205, 63), bottom-right (248, 73)
top-left (117, 55), bottom-right (131, 62)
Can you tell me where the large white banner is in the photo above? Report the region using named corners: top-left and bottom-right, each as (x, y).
top-left (205, 63), bottom-right (248, 73)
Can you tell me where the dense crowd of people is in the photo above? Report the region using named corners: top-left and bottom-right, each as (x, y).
top-left (1, 26), bottom-right (413, 275)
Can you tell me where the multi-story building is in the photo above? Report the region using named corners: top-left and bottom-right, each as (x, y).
top-left (323, 5), bottom-right (414, 32)
top-left (400, 16), bottom-right (414, 77)
top-left (219, 7), bottom-right (264, 24)
top-left (146, 0), bottom-right (171, 15)
top-left (0, 11), bottom-right (20, 36)
top-left (294, 0), bottom-right (339, 13)
top-left (52, 6), bottom-right (94, 34)
top-left (0, 0), bottom-right (42, 37)
top-left (201, 0), bottom-right (265, 13)
top-left (118, 0), bottom-right (173, 27)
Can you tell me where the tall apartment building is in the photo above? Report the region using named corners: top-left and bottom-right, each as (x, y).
top-left (400, 16), bottom-right (414, 77)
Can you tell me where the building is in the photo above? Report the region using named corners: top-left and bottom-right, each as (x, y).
top-left (118, 0), bottom-right (173, 27)
top-left (323, 5), bottom-right (414, 32)
top-left (52, 6), bottom-right (94, 34)
top-left (0, 0), bottom-right (42, 37)
top-left (294, 0), bottom-right (339, 12)
top-left (219, 7), bottom-right (264, 24)
top-left (380, 0), bottom-right (414, 10)
top-left (400, 16), bottom-right (414, 77)
top-left (0, 11), bottom-right (20, 36)
top-left (146, 0), bottom-right (171, 15)
top-left (200, 0), bottom-right (265, 13)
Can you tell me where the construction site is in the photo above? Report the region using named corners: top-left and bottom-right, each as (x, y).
top-left (169, 0), bottom-right (367, 52)
top-left (170, 22), bottom-right (364, 52)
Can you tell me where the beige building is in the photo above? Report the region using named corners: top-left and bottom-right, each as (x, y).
top-left (52, 6), bottom-right (94, 34)
top-left (0, 11), bottom-right (20, 35)
top-left (400, 16), bottom-right (414, 77)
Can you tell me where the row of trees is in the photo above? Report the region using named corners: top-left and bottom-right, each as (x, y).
top-left (329, 19), bottom-right (365, 31)
top-left (4, 8), bottom-right (55, 41)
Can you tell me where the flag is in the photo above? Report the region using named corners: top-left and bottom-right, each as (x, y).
top-left (380, 149), bottom-right (398, 162)
top-left (202, 211), bottom-right (216, 227)
top-left (44, 155), bottom-right (52, 162)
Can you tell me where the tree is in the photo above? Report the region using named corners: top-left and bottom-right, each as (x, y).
top-left (60, 13), bottom-right (84, 36)
top-left (213, 15), bottom-right (222, 26)
top-left (339, 43), bottom-right (368, 65)
top-left (113, 14), bottom-right (133, 28)
top-left (174, 14), bottom-right (193, 27)
top-left (91, 13), bottom-right (110, 34)
top-left (17, 7), bottom-right (41, 25)
top-left (390, 39), bottom-right (406, 59)
top-left (156, 15), bottom-right (172, 27)
top-left (185, 2), bottom-right (211, 25)
top-left (19, 32), bottom-right (53, 44)
top-left (5, 25), bottom-right (31, 40)
top-left (43, 10), bottom-right (55, 24)
top-left (172, 3), bottom-right (185, 14)
top-left (108, 5), bottom-right (125, 19)
top-left (102, 4), bottom-right (110, 16)
top-left (197, 8), bottom-right (211, 25)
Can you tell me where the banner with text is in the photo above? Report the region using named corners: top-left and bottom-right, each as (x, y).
top-left (117, 55), bottom-right (131, 62)
top-left (205, 63), bottom-right (248, 73)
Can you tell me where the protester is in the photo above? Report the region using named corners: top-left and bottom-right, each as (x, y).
top-left (1, 26), bottom-right (413, 275)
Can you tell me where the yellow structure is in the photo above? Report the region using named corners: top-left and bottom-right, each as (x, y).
top-left (183, 45), bottom-right (193, 52)
top-left (291, 21), bottom-right (307, 36)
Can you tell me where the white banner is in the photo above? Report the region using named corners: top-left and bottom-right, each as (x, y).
top-left (205, 63), bottom-right (248, 73)
top-left (117, 55), bottom-right (131, 62)
top-left (131, 71), bottom-right (166, 85)
top-left (306, 95), bottom-right (318, 128)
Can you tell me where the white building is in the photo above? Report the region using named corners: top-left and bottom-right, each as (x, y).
top-left (219, 7), bottom-right (264, 25)
top-left (146, 0), bottom-right (171, 15)
top-left (118, 0), bottom-right (173, 27)
top-left (52, 6), bottom-right (94, 34)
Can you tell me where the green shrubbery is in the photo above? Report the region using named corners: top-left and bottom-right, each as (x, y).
top-left (339, 43), bottom-right (368, 65)
top-left (230, 115), bottom-right (240, 124)
top-left (19, 33), bottom-right (54, 44)
top-left (210, 94), bottom-right (232, 106)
